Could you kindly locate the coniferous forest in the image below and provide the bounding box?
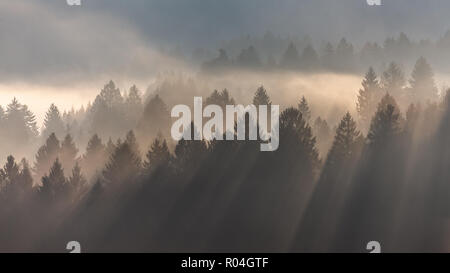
[3,0,450,253]
[1,57,450,252]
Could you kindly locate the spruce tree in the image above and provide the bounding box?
[42,104,65,139]
[82,134,106,178]
[409,56,438,103]
[125,85,143,125]
[105,137,116,159]
[280,42,301,68]
[60,134,79,174]
[279,107,320,175]
[300,45,320,70]
[321,42,335,69]
[0,156,20,190]
[382,62,405,97]
[34,133,61,180]
[205,89,235,108]
[293,112,363,252]
[357,67,381,126]
[103,141,141,185]
[324,112,363,171]
[125,130,141,161]
[143,136,172,174]
[4,98,38,145]
[19,158,33,191]
[88,80,126,139]
[173,123,208,173]
[237,46,261,68]
[68,162,87,193]
[40,158,67,200]
[252,86,271,106]
[298,96,312,122]
[367,95,403,146]
[137,94,170,140]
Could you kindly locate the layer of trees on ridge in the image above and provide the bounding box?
[199,31,450,73]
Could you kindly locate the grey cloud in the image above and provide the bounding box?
[2,0,450,85]
[0,0,184,86]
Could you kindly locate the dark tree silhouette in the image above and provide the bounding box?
[202,49,230,71]
[409,56,438,103]
[42,104,65,139]
[105,137,116,158]
[280,42,301,69]
[88,80,127,139]
[34,133,61,181]
[294,112,363,252]
[252,86,271,106]
[0,156,33,201]
[335,38,355,70]
[3,98,38,150]
[205,89,235,108]
[60,134,79,176]
[143,135,172,175]
[68,162,87,195]
[300,45,320,70]
[125,85,143,126]
[367,94,403,146]
[237,46,261,68]
[298,96,312,122]
[82,134,106,179]
[357,67,381,128]
[0,156,20,197]
[137,94,170,143]
[125,130,141,161]
[18,159,33,192]
[103,140,141,185]
[313,116,332,156]
[382,62,406,98]
[173,124,208,174]
[40,158,67,201]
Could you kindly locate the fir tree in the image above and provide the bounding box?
[40,158,67,200]
[125,130,141,161]
[34,133,61,181]
[300,45,320,70]
[298,96,312,122]
[252,86,271,106]
[280,42,300,69]
[237,46,261,68]
[382,62,405,97]
[68,162,87,193]
[60,134,79,175]
[42,103,65,139]
[4,98,38,145]
[357,67,381,126]
[325,112,363,171]
[205,89,235,108]
[0,156,20,192]
[137,94,170,140]
[82,134,106,179]
[103,141,141,185]
[143,136,172,174]
[125,85,143,125]
[409,56,438,103]
[367,96,402,146]
[19,158,33,191]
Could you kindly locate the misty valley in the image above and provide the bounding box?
[3,0,450,254]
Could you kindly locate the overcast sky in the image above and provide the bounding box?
[1,0,450,85]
